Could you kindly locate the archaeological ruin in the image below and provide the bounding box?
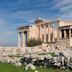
[17,18,72,49]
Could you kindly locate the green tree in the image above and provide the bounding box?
[26,38,42,47]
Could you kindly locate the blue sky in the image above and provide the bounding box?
[0,0,72,46]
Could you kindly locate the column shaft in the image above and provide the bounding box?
[48,24,50,42]
[44,25,46,42]
[52,23,54,42]
[60,30,62,39]
[22,32,24,48]
[52,31,55,42]
[18,32,20,48]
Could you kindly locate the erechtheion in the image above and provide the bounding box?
[17,18,72,49]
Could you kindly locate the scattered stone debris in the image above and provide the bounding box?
[0,46,72,70]
[25,63,36,70]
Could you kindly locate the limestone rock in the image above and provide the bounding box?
[25,63,36,70]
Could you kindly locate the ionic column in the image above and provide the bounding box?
[48,23,50,42]
[22,32,24,48]
[52,23,55,42]
[44,25,46,42]
[52,31,55,42]
[64,29,66,38]
[18,32,20,48]
[69,29,71,38]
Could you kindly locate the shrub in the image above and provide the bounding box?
[26,38,42,47]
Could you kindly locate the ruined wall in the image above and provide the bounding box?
[28,25,38,39]
[56,39,70,49]
[70,38,72,47]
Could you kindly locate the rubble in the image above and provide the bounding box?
[25,63,36,70]
[0,46,72,70]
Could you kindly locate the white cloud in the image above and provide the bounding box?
[53,0,72,8]
[52,0,72,21]
[59,5,72,13]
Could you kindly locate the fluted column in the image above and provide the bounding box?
[48,26,51,42]
[44,24,46,42]
[52,31,55,42]
[18,32,20,48]
[52,23,55,42]
[48,21,51,42]
[22,32,24,48]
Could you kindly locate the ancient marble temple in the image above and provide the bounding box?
[17,18,72,49]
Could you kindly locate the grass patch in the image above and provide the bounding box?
[0,62,71,72]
